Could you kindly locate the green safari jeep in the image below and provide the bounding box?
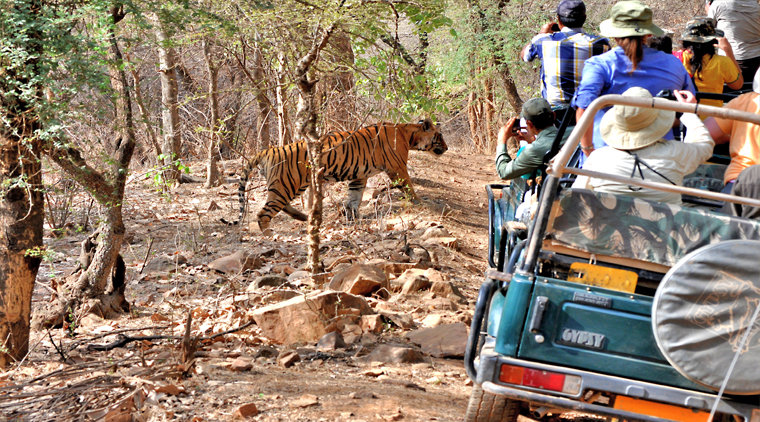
[465,94,760,422]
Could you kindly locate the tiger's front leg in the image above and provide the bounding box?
[344,179,368,220]
[385,168,419,203]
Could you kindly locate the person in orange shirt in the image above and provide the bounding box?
[705,68,760,193]
[679,17,743,109]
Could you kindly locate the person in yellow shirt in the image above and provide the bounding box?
[679,17,743,109]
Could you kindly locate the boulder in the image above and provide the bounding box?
[233,403,259,419]
[421,226,450,240]
[252,291,374,345]
[430,281,466,303]
[247,275,289,291]
[328,264,389,296]
[424,237,459,250]
[143,254,187,274]
[277,350,300,367]
[365,259,427,277]
[208,251,262,274]
[360,345,425,364]
[377,310,415,330]
[400,274,430,295]
[423,269,445,283]
[405,323,468,358]
[361,314,384,334]
[316,332,346,351]
[426,297,459,311]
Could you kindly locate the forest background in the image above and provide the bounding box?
[0,0,705,387]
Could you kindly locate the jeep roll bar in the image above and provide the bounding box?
[519,94,760,276]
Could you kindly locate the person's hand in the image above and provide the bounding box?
[500,117,523,159]
[540,21,556,34]
[673,90,696,104]
[717,37,732,53]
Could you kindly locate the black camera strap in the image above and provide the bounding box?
[626,151,677,191]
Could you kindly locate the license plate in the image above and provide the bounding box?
[567,263,638,293]
[614,396,709,422]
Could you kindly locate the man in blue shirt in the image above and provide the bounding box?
[522,0,611,123]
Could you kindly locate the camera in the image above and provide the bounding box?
[551,23,560,32]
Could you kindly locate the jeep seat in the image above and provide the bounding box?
[543,188,760,272]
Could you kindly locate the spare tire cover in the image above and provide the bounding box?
[653,240,760,394]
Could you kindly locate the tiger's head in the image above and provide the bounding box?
[412,118,448,156]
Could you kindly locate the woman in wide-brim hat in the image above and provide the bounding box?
[678,16,743,109]
[571,1,696,155]
[572,87,715,204]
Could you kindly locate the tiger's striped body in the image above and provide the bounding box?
[226,119,447,232]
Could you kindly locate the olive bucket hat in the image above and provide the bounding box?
[681,16,724,43]
[600,1,664,38]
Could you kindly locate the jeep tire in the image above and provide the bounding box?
[464,384,519,422]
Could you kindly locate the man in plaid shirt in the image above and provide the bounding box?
[522,0,610,124]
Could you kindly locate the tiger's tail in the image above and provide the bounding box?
[220,152,265,226]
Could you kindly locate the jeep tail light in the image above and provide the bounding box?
[499,364,581,395]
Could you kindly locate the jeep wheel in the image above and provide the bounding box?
[464,383,520,422]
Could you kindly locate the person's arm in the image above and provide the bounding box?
[495,118,532,179]
[673,90,715,173]
[522,23,555,62]
[717,37,744,89]
[576,108,595,156]
[705,117,730,144]
[572,58,606,155]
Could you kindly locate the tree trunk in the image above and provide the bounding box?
[34,6,134,330]
[467,0,523,114]
[126,55,162,163]
[202,38,221,188]
[155,17,182,184]
[467,91,483,152]
[0,0,45,368]
[484,76,495,151]
[319,31,355,132]
[252,44,273,151]
[294,25,335,274]
[276,50,293,146]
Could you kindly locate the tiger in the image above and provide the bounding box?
[222,118,447,232]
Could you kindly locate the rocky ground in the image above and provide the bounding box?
[2,150,567,421]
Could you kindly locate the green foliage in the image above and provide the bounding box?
[24,245,55,262]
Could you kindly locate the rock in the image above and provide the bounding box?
[252,291,374,345]
[349,391,376,399]
[362,368,384,377]
[366,259,426,277]
[344,334,360,344]
[316,332,346,351]
[272,264,296,275]
[248,275,289,291]
[430,281,466,302]
[426,297,459,311]
[277,351,300,368]
[409,246,431,263]
[421,226,450,240]
[288,270,312,283]
[208,251,262,274]
[264,290,300,303]
[361,345,424,364]
[400,273,430,295]
[421,292,436,301]
[230,358,253,372]
[233,403,259,419]
[421,314,444,328]
[290,394,318,408]
[424,237,459,250]
[405,323,468,358]
[342,323,363,336]
[143,254,187,273]
[254,345,279,358]
[360,332,377,346]
[378,310,415,329]
[423,269,445,283]
[328,264,389,296]
[360,314,384,334]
